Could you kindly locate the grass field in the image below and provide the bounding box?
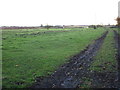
[2,28,106,88]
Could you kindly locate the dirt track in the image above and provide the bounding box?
[85,30,119,88]
[30,31,108,88]
[87,30,120,88]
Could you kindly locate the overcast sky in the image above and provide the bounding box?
[0,0,119,26]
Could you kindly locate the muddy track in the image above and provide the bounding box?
[114,30,120,88]
[88,30,118,88]
[29,31,108,88]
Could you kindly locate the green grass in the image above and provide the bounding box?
[79,77,92,88]
[90,30,117,72]
[2,28,106,88]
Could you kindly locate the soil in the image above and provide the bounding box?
[29,31,108,88]
[90,71,118,88]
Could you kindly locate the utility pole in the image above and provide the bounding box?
[118,1,120,26]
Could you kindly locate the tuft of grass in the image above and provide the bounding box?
[2,28,106,88]
[90,30,117,72]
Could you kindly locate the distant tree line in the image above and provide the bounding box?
[89,25,103,29]
[44,25,53,30]
[43,25,64,30]
[1,25,64,30]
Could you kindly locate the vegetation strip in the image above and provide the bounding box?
[30,31,108,88]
